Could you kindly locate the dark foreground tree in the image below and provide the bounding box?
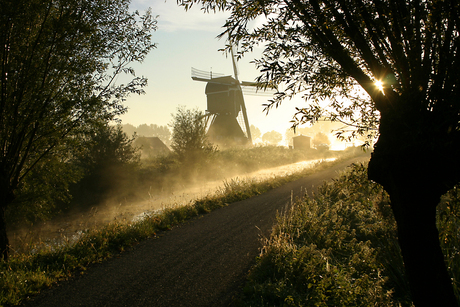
[179,0,460,306]
[0,0,157,260]
[71,122,140,207]
[6,146,83,226]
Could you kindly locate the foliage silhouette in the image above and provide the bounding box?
[0,0,157,260]
[169,106,216,165]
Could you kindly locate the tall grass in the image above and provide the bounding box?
[0,158,347,306]
[241,163,459,306]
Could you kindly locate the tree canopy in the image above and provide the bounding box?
[0,0,157,260]
[181,0,459,146]
[312,132,331,147]
[262,130,283,145]
[250,124,262,141]
[169,106,215,162]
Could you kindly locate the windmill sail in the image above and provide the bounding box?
[191,67,226,83]
[230,43,240,82]
[229,43,252,144]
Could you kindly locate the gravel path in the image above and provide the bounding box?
[21,156,369,307]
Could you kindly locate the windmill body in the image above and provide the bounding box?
[192,68,253,148]
[205,75,249,146]
[205,76,241,116]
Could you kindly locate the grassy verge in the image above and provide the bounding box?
[240,163,460,306]
[60,145,355,224]
[0,156,356,306]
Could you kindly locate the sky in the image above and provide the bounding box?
[118,0,302,137]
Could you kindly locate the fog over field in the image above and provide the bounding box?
[8,158,335,253]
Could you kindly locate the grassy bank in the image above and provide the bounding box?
[0,155,355,306]
[62,145,352,222]
[135,145,347,196]
[240,163,460,306]
[7,146,357,256]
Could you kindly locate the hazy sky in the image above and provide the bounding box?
[118,0,302,135]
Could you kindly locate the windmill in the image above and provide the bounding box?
[191,46,272,148]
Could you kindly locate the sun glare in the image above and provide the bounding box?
[374,80,384,93]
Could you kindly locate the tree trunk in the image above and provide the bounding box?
[388,188,457,307]
[0,172,14,262]
[0,206,8,261]
[367,91,460,306]
[368,115,459,305]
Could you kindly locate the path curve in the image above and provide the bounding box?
[21,155,369,307]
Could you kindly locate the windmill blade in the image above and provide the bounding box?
[229,44,239,82]
[241,84,278,96]
[191,67,227,83]
[241,87,275,96]
[240,80,258,87]
[234,87,252,144]
[241,80,278,90]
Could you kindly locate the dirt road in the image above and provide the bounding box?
[21,155,369,307]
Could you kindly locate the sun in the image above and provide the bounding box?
[374,80,384,93]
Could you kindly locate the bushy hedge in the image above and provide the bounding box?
[242,163,459,306]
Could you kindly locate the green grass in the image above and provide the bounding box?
[240,163,460,306]
[1,156,353,306]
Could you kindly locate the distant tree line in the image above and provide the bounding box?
[252,122,337,148]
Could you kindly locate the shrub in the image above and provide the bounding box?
[169,106,215,163]
[70,123,140,208]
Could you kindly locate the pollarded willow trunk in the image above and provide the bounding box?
[0,206,8,261]
[389,187,457,306]
[0,172,15,261]
[368,104,459,306]
[369,152,458,306]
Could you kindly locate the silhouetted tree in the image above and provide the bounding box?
[6,147,83,226]
[72,123,140,206]
[312,132,331,148]
[0,0,157,260]
[262,130,283,145]
[169,106,215,163]
[121,123,137,138]
[179,0,460,305]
